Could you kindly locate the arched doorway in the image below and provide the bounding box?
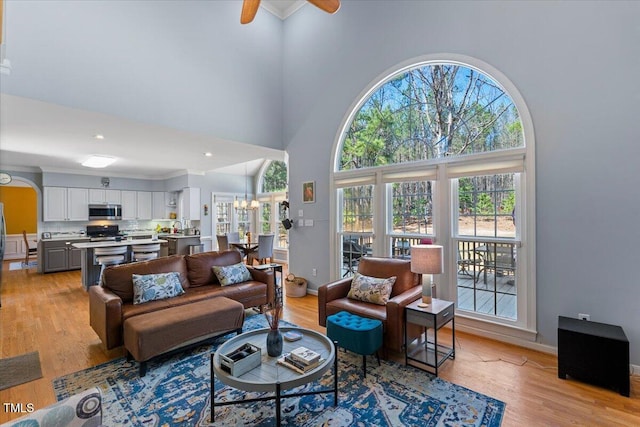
[0,175,41,267]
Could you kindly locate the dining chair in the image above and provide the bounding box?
[22,230,38,266]
[226,232,240,243]
[225,231,246,260]
[216,234,230,251]
[247,234,275,265]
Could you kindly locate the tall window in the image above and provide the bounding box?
[455,174,518,319]
[236,208,251,238]
[257,160,289,250]
[212,194,253,249]
[333,58,535,337]
[387,179,434,259]
[215,201,232,236]
[337,184,374,277]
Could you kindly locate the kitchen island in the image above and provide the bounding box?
[72,238,167,289]
[159,234,202,256]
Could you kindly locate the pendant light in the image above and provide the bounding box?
[235,163,258,210]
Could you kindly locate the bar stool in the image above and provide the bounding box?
[131,243,161,262]
[95,246,128,285]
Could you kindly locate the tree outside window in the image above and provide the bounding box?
[334,60,530,329]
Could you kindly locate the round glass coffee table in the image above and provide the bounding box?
[211,327,337,426]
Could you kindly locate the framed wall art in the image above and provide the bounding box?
[302,181,315,203]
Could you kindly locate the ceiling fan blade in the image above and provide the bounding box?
[241,0,261,24]
[307,0,341,14]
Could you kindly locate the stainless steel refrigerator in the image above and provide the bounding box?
[0,202,5,307]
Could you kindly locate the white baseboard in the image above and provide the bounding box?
[455,323,557,355]
[304,293,640,375]
[453,320,640,378]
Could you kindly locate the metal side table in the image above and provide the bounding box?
[405,298,455,376]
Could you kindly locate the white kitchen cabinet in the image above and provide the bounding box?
[121,190,152,220]
[44,187,89,221]
[137,192,152,220]
[152,192,166,219]
[121,191,137,219]
[181,187,201,220]
[89,189,121,204]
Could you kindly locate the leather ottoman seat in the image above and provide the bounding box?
[326,310,382,377]
[123,296,244,376]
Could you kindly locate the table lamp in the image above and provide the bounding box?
[410,244,443,307]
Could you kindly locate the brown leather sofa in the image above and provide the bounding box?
[89,250,275,350]
[318,257,421,355]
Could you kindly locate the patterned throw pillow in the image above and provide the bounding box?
[212,262,252,286]
[347,272,396,305]
[132,272,185,305]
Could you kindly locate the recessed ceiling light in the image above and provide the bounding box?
[82,155,116,168]
[204,152,213,157]
[94,134,105,140]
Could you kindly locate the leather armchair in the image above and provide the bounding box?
[318,257,422,355]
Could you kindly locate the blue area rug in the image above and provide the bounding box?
[54,315,505,426]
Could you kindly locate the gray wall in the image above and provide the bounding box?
[283,1,640,362]
[3,1,639,363]
[2,0,284,149]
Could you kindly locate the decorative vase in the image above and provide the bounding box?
[266,328,283,357]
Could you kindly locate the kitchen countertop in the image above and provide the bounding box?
[72,238,167,249]
[44,235,90,241]
[158,233,201,239]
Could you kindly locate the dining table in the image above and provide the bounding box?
[470,243,516,284]
[230,242,259,260]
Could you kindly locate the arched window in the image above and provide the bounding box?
[257,160,289,252]
[340,64,522,170]
[333,57,536,338]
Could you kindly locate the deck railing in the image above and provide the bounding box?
[456,239,517,319]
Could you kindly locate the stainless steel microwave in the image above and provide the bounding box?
[88,204,122,220]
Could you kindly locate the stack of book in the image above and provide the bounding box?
[277,346,322,374]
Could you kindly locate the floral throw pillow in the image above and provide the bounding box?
[212,262,252,286]
[347,272,396,305]
[132,272,185,305]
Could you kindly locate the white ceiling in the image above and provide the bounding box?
[0,94,284,179]
[0,0,306,180]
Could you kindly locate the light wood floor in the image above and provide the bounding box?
[1,262,638,425]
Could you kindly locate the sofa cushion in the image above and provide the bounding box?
[185,250,243,287]
[212,262,252,286]
[347,272,396,305]
[132,272,185,304]
[357,257,419,297]
[102,255,188,302]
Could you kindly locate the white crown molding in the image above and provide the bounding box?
[37,166,190,181]
[261,0,306,20]
[0,164,41,173]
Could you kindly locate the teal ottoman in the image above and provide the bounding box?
[326,311,382,377]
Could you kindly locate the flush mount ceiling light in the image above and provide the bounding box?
[204,152,213,157]
[93,134,105,140]
[82,155,116,168]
